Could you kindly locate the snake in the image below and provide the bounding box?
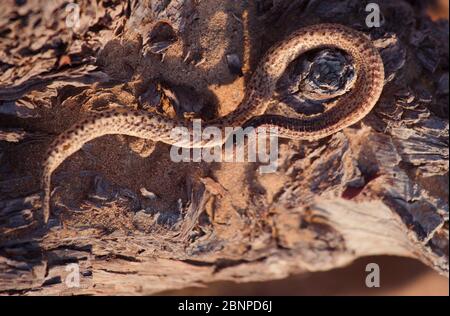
[41,23,385,223]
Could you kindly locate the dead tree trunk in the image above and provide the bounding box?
[0,0,448,295]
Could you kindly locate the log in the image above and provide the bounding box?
[0,0,448,295]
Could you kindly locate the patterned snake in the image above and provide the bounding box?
[41,23,385,223]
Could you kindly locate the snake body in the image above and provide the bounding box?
[41,24,384,223]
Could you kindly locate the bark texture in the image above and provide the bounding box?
[0,0,448,295]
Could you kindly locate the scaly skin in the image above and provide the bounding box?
[42,24,385,223]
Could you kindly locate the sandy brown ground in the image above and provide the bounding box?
[164,256,449,296]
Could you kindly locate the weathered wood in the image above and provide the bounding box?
[0,0,448,295]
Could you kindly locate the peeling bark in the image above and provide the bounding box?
[0,0,448,295]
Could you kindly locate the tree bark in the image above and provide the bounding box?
[0,0,448,295]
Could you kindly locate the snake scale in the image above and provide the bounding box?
[41,24,385,223]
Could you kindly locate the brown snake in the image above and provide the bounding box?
[41,24,385,223]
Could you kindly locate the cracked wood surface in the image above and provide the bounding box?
[0,0,448,295]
